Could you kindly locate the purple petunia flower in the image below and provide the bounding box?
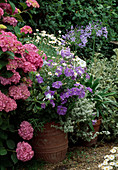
[57,106,67,115]
[50,99,55,108]
[61,47,71,58]
[61,99,67,105]
[78,88,85,98]
[52,81,63,89]
[45,90,55,96]
[64,67,74,77]
[36,74,44,84]
[92,119,97,125]
[41,103,46,109]
[86,87,93,93]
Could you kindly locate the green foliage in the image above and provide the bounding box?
[12,0,118,42]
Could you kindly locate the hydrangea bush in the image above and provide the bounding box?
[0,0,41,168]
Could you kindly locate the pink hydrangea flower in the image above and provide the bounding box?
[0,7,4,19]
[0,90,17,112]
[20,26,32,34]
[18,121,34,140]
[23,43,39,53]
[16,141,34,162]
[9,83,30,100]
[0,3,18,15]
[0,70,21,86]
[26,0,40,8]
[3,16,18,27]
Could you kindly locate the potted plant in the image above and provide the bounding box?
[21,48,92,163]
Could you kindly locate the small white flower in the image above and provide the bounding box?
[98,163,103,168]
[36,29,39,32]
[110,148,116,153]
[41,30,46,34]
[36,36,41,40]
[104,155,110,159]
[62,63,67,67]
[45,94,52,100]
[115,161,118,167]
[109,155,115,160]
[33,33,37,35]
[48,72,52,75]
[55,73,59,76]
[58,30,61,34]
[109,162,115,166]
[74,72,77,77]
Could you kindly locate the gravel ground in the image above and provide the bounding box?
[44,142,117,170]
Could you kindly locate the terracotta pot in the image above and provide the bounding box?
[83,119,101,147]
[31,122,68,163]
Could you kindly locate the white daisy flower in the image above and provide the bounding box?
[109,155,115,160]
[109,162,115,166]
[98,163,103,168]
[115,161,118,167]
[48,72,52,75]
[103,159,108,165]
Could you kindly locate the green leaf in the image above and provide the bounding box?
[0,131,8,140]
[1,70,14,78]
[13,13,23,22]
[19,2,28,10]
[0,60,8,70]
[88,121,95,131]
[0,50,3,55]
[5,51,15,57]
[9,1,16,14]
[11,153,18,164]
[0,147,7,155]
[6,140,15,149]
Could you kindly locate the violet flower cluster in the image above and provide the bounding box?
[34,48,92,116]
[61,22,108,48]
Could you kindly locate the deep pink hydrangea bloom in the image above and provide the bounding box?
[0,3,18,15]
[26,0,40,8]
[16,141,34,162]
[18,121,34,140]
[3,16,18,27]
[0,90,17,112]
[9,83,30,100]
[20,25,32,34]
[0,7,4,19]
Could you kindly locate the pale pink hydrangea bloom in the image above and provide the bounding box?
[0,7,4,19]
[26,0,40,8]
[0,90,17,112]
[3,16,18,27]
[20,25,32,34]
[9,83,30,100]
[16,141,34,162]
[18,121,34,140]
[0,70,21,86]
[23,43,39,53]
